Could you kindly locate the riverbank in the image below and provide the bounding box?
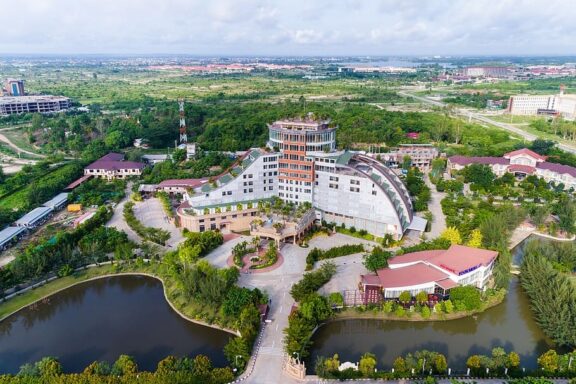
[0,263,239,336]
[331,289,506,322]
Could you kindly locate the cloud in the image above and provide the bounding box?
[0,0,574,55]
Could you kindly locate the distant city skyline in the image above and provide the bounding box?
[1,0,575,56]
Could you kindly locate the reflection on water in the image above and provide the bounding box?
[309,237,559,372]
[0,276,231,374]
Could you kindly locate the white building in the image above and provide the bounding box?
[508,88,576,120]
[178,117,417,240]
[448,148,576,190]
[84,153,145,180]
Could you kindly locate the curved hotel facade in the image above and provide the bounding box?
[178,117,415,240]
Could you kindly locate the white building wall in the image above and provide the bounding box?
[186,153,279,207]
[313,168,403,238]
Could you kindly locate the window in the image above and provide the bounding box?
[199,225,205,232]
[350,179,360,185]
[372,190,377,195]
[350,187,360,193]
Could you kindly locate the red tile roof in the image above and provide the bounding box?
[85,153,145,171]
[538,161,576,178]
[158,178,208,188]
[85,160,145,170]
[65,174,92,190]
[508,164,536,174]
[504,148,546,161]
[428,244,498,275]
[436,278,459,290]
[448,156,509,166]
[388,250,445,266]
[375,263,449,289]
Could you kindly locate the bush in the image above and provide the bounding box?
[450,286,481,311]
[291,262,337,302]
[305,244,364,270]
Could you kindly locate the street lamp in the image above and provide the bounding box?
[422,358,426,375]
[233,355,242,373]
[293,352,300,362]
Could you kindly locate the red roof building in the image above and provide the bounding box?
[361,245,498,299]
[447,148,576,190]
[84,153,145,180]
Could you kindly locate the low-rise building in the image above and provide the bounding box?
[84,153,145,180]
[360,245,498,299]
[42,193,69,210]
[380,144,439,171]
[14,207,53,228]
[157,178,208,195]
[0,226,26,251]
[448,148,576,190]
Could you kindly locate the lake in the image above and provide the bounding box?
[0,275,231,374]
[309,236,559,372]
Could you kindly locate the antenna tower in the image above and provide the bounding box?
[179,98,187,144]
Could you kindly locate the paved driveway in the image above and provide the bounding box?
[133,197,184,248]
[206,233,375,383]
[424,173,446,239]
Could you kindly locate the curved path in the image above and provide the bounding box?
[0,131,45,158]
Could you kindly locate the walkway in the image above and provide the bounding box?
[106,182,141,244]
[424,173,446,239]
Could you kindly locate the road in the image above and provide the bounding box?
[398,91,576,155]
[423,173,446,239]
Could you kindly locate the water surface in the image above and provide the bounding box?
[0,275,231,373]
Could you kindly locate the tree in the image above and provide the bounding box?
[393,356,407,374]
[463,164,496,190]
[399,291,411,304]
[172,148,187,163]
[467,355,482,370]
[300,293,333,322]
[224,337,249,370]
[111,355,138,376]
[508,351,521,369]
[443,299,454,314]
[530,205,550,227]
[538,350,559,374]
[402,155,412,170]
[466,229,483,248]
[324,354,340,372]
[36,357,62,377]
[362,247,391,272]
[156,355,178,375]
[556,196,576,234]
[440,226,462,245]
[434,354,447,373]
[450,286,481,311]
[358,352,377,377]
[416,291,428,305]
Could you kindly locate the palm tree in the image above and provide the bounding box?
[251,236,261,253]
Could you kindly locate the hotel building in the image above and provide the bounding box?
[177,117,419,240]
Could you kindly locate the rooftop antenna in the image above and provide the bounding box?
[178,98,187,144]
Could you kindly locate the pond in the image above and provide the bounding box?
[309,236,560,372]
[0,275,231,374]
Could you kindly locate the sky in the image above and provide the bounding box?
[1,0,575,56]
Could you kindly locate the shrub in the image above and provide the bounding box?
[450,286,481,311]
[291,262,337,302]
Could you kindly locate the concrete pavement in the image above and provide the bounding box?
[423,173,446,240]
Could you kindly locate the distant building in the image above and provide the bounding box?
[508,87,576,120]
[462,66,510,78]
[448,148,576,190]
[4,79,25,96]
[0,95,71,116]
[380,144,439,171]
[360,244,498,299]
[142,154,171,165]
[84,153,145,180]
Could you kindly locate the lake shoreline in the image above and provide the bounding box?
[0,264,239,336]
